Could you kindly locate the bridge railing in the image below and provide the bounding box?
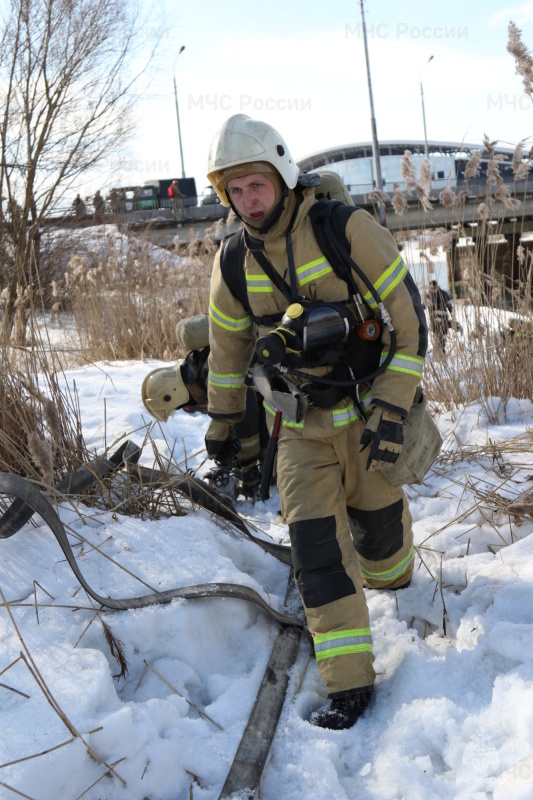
[41,174,533,229]
[42,196,228,227]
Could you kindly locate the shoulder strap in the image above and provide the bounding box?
[220,230,251,315]
[219,229,285,326]
[244,230,294,303]
[308,200,390,314]
[307,200,360,296]
[307,199,399,378]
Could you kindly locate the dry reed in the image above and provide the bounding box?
[62,228,218,363]
[508,21,533,100]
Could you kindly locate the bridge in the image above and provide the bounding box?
[42,138,533,285]
[46,185,533,239]
[43,188,533,292]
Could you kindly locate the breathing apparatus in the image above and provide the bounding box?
[280,200,399,394]
[255,299,381,367]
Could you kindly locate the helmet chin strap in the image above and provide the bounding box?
[226,185,289,234]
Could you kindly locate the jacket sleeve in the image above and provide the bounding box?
[207,248,256,422]
[345,209,428,418]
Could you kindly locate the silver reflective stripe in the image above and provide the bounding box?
[239,436,260,453]
[314,633,372,653]
[380,351,424,377]
[333,404,361,427]
[361,546,414,581]
[363,254,406,308]
[297,257,332,286]
[208,372,246,390]
[209,299,251,332]
[332,392,372,428]
[246,274,274,293]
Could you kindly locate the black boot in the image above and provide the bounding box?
[378,579,411,591]
[311,686,373,730]
[239,462,262,499]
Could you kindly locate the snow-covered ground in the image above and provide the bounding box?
[2,358,533,800]
[2,233,533,799]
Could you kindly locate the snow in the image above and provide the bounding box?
[2,263,533,799]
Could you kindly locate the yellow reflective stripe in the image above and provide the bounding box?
[209,298,252,332]
[380,351,424,378]
[332,389,372,427]
[333,404,360,427]
[363,254,406,309]
[332,399,368,427]
[314,628,373,662]
[315,644,373,661]
[297,257,333,286]
[208,371,246,390]
[265,393,373,429]
[360,546,414,582]
[314,627,372,645]
[246,274,273,294]
[264,401,304,429]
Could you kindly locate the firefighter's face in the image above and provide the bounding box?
[226,173,276,222]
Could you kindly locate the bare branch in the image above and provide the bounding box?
[0,0,159,342]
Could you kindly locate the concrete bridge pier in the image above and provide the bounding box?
[447,231,530,298]
[503,233,525,285]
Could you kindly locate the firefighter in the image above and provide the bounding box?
[72,193,86,219]
[141,312,266,499]
[93,190,106,224]
[168,179,185,220]
[204,114,427,729]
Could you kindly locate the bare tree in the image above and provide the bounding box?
[0,0,156,343]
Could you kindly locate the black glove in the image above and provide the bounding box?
[205,419,241,465]
[359,407,404,472]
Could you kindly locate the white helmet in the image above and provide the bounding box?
[141,365,190,422]
[207,114,299,206]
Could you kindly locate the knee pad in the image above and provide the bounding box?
[348,499,404,561]
[290,516,356,608]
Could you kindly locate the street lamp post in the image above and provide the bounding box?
[420,55,434,159]
[173,45,186,179]
[359,0,386,227]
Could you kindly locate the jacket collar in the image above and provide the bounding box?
[242,186,316,243]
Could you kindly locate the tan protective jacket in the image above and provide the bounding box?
[207,187,426,431]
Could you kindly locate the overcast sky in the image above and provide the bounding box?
[99,0,533,196]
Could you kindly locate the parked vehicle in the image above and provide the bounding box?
[106,185,158,212]
[105,177,199,218]
[201,186,221,205]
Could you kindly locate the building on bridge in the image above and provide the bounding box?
[297,139,523,206]
[298,140,533,294]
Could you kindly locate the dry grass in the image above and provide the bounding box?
[508,20,533,100]
[0,320,203,521]
[391,133,533,413]
[0,338,86,485]
[60,227,220,363]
